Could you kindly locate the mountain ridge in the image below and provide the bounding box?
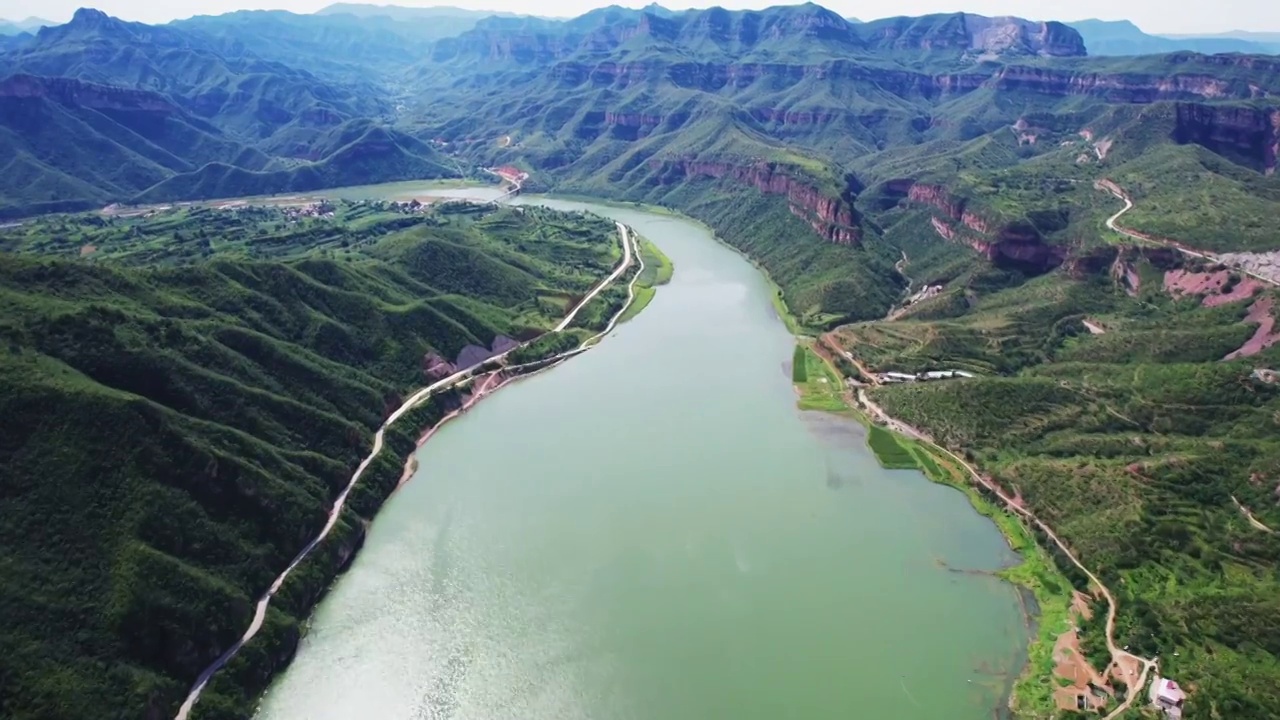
[4,4,1280,720]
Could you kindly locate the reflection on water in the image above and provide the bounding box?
[254,192,1029,720]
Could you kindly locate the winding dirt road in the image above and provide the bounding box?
[1232,495,1276,534]
[483,167,524,204]
[175,221,635,720]
[1099,180,1277,288]
[856,390,1157,718]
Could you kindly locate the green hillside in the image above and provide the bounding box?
[0,201,619,720]
[4,3,1280,718]
[834,237,1280,717]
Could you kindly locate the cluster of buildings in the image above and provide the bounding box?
[876,369,976,384]
[280,201,336,220]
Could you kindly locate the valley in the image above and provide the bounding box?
[2,3,1280,720]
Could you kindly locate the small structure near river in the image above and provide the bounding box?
[876,369,976,384]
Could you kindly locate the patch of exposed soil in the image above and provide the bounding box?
[79,244,96,257]
[1052,593,1111,712]
[1219,250,1280,285]
[1225,296,1280,360]
[1108,653,1144,689]
[1163,268,1264,307]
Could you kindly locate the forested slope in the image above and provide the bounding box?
[0,201,618,720]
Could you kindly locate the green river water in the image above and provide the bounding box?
[255,192,1030,720]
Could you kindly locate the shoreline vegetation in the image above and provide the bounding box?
[529,193,805,334]
[177,217,657,717]
[531,195,1083,711]
[789,341,1074,717]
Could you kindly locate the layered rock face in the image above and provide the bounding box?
[1173,103,1280,175]
[439,6,1089,67]
[0,73,179,112]
[860,14,1085,57]
[650,159,860,244]
[548,57,1272,107]
[906,182,1067,271]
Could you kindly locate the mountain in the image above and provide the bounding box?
[5,8,1280,717]
[1165,29,1280,43]
[0,8,455,216]
[6,9,388,136]
[171,9,463,81]
[0,201,621,720]
[316,3,529,21]
[1070,18,1280,55]
[0,73,271,216]
[403,3,1279,323]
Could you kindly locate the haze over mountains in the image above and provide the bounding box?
[0,2,1277,220]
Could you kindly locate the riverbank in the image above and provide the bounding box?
[530,193,807,335]
[176,220,650,720]
[790,342,1073,718]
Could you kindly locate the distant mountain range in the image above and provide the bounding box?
[1069,18,1280,55]
[0,3,1277,222]
[0,16,53,35]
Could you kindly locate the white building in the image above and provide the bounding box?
[1149,676,1186,719]
[881,372,917,383]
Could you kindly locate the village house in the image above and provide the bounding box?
[876,369,976,384]
[880,371,917,383]
[1149,676,1186,719]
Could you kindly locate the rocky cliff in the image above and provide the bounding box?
[544,56,1277,109]
[907,182,1067,271]
[650,159,860,244]
[992,65,1271,102]
[859,13,1085,57]
[435,5,1088,67]
[1173,103,1280,175]
[0,73,180,113]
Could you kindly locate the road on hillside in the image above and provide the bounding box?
[856,389,1158,718]
[175,220,636,720]
[1099,180,1277,288]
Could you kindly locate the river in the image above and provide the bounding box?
[255,190,1029,720]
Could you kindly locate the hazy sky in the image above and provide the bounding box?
[2,0,1277,35]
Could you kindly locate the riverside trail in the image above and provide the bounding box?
[856,390,1158,719]
[174,221,634,720]
[253,193,1029,720]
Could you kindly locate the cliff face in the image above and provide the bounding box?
[1061,246,1181,291]
[858,13,1085,57]
[907,182,1066,271]
[651,159,860,244]
[440,6,1091,70]
[994,66,1256,102]
[1173,103,1280,175]
[546,57,1273,107]
[0,73,179,112]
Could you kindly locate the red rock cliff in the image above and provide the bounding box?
[905,181,1066,271]
[651,159,860,244]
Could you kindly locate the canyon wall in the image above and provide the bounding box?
[650,159,861,244]
[1173,102,1280,175]
[906,181,1067,271]
[0,73,179,112]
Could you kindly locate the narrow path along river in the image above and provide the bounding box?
[255,193,1031,720]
